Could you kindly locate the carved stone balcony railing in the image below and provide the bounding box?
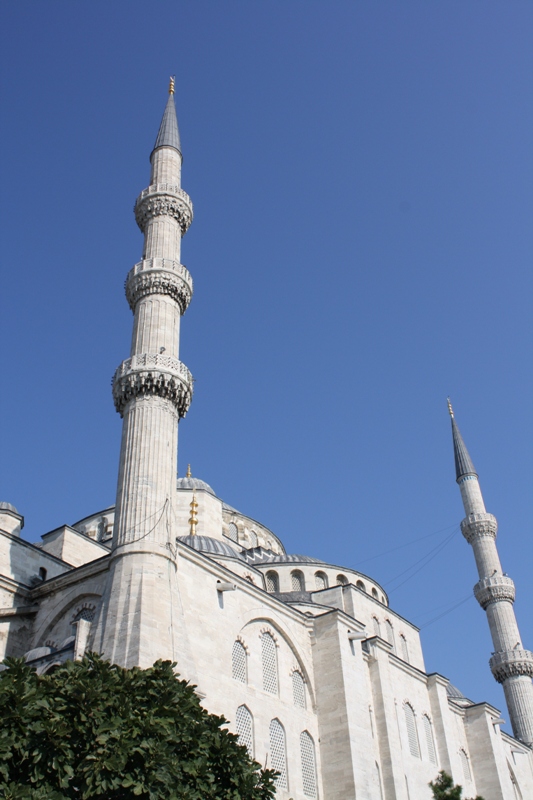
[474,575,515,609]
[461,512,498,544]
[125,259,193,314]
[112,353,193,418]
[134,184,193,235]
[489,648,533,683]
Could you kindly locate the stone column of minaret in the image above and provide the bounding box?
[448,399,533,745]
[91,79,194,667]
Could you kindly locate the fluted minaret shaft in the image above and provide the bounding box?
[449,402,533,745]
[91,82,193,667]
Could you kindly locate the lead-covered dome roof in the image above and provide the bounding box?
[242,548,321,565]
[178,535,242,559]
[176,477,216,496]
[0,502,19,514]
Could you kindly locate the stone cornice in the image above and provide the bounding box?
[28,554,110,598]
[134,184,193,235]
[112,353,193,418]
[125,259,193,315]
[461,512,497,543]
[490,649,533,683]
[474,575,515,609]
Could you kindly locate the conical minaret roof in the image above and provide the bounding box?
[448,399,477,481]
[152,78,181,157]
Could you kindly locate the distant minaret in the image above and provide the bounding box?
[91,79,194,667]
[448,400,533,745]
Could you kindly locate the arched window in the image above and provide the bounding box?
[227,522,238,542]
[38,567,47,581]
[292,670,306,708]
[423,715,437,764]
[269,719,288,789]
[245,575,254,583]
[249,530,258,548]
[356,579,366,592]
[265,571,279,593]
[403,703,420,758]
[372,587,378,598]
[261,632,278,694]
[372,616,381,637]
[385,619,395,653]
[300,731,317,797]
[232,640,247,683]
[336,574,348,585]
[236,705,253,757]
[315,571,328,590]
[291,570,305,592]
[459,749,471,782]
[400,634,409,663]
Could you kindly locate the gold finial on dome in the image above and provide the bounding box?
[169,76,175,95]
[447,397,454,418]
[186,463,192,478]
[189,492,198,536]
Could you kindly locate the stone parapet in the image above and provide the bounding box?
[134,183,193,235]
[489,648,533,683]
[461,512,497,544]
[112,353,193,418]
[125,259,193,314]
[474,575,515,609]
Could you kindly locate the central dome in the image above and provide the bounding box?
[176,476,216,496]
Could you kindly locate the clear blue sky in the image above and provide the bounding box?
[1,1,532,730]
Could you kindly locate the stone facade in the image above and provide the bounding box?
[1,88,532,799]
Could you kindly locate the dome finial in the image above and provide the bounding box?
[447,397,454,418]
[168,75,175,95]
[186,463,192,478]
[189,492,198,536]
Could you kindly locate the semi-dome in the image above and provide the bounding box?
[242,548,321,565]
[0,502,19,514]
[176,477,216,496]
[178,535,242,559]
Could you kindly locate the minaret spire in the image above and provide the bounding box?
[91,81,194,667]
[448,401,533,745]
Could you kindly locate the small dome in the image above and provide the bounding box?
[178,535,242,559]
[176,477,216,496]
[446,682,466,699]
[0,502,19,514]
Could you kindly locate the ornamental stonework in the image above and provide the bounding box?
[474,575,515,609]
[126,267,193,314]
[461,512,497,544]
[134,184,193,235]
[489,648,533,683]
[112,353,193,418]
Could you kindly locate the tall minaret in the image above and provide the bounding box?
[448,400,533,745]
[91,79,194,667]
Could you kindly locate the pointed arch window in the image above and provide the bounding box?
[269,719,288,789]
[292,670,306,708]
[249,530,258,547]
[400,634,409,663]
[385,619,396,653]
[375,762,384,800]
[459,748,471,782]
[300,731,317,797]
[403,703,420,758]
[227,522,238,542]
[261,632,278,694]
[372,616,381,637]
[291,570,305,592]
[356,579,366,592]
[336,574,348,585]
[423,715,437,764]
[265,571,279,593]
[232,640,247,683]
[372,587,378,598]
[315,571,328,590]
[236,705,254,758]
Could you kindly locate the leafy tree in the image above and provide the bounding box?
[0,653,276,800]
[429,770,484,800]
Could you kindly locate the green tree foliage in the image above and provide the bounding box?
[429,770,484,800]
[0,653,276,800]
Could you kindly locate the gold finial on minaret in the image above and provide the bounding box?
[186,463,192,478]
[189,492,198,536]
[447,397,454,418]
[169,76,175,95]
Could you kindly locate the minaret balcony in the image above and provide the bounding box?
[125,259,193,314]
[134,183,193,235]
[461,512,497,543]
[489,648,533,683]
[474,575,515,609]
[112,353,193,418]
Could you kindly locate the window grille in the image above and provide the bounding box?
[269,719,288,789]
[265,571,279,593]
[232,640,247,683]
[236,705,253,758]
[423,715,437,764]
[300,731,317,797]
[262,633,278,694]
[459,749,471,782]
[315,571,328,590]
[291,570,304,592]
[373,616,381,637]
[385,619,395,653]
[72,607,96,624]
[292,671,306,708]
[249,530,258,547]
[400,634,409,663]
[227,522,238,542]
[403,703,420,758]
